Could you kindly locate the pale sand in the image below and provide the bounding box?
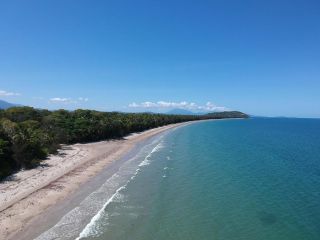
[0,121,193,240]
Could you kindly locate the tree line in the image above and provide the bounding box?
[0,107,248,179]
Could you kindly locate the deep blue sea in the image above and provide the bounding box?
[37,118,320,240]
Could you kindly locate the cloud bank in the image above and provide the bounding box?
[0,90,20,96]
[49,97,89,104]
[128,101,228,112]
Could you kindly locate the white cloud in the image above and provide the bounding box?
[78,97,89,102]
[0,90,20,96]
[128,101,228,112]
[50,97,72,103]
[50,97,89,104]
[128,102,139,108]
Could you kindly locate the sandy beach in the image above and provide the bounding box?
[0,121,191,240]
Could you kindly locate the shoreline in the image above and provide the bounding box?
[0,121,196,240]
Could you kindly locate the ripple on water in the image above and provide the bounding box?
[257,211,277,226]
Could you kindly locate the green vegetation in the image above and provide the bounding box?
[0,107,248,179]
[203,111,249,119]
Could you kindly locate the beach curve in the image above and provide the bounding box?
[0,121,194,240]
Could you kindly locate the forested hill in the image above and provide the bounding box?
[0,107,248,179]
[203,111,249,119]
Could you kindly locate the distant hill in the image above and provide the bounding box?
[0,99,20,109]
[166,109,197,115]
[203,111,249,119]
[165,109,249,118]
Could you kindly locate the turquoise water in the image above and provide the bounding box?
[81,118,320,240]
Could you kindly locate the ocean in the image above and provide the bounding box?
[37,118,320,240]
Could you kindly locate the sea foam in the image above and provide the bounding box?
[76,141,165,239]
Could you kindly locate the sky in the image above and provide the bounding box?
[0,0,319,117]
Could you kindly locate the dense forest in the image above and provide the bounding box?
[203,111,249,119]
[0,107,248,179]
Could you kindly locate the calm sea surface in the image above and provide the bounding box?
[76,118,320,240]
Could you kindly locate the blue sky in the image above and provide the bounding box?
[0,0,319,117]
